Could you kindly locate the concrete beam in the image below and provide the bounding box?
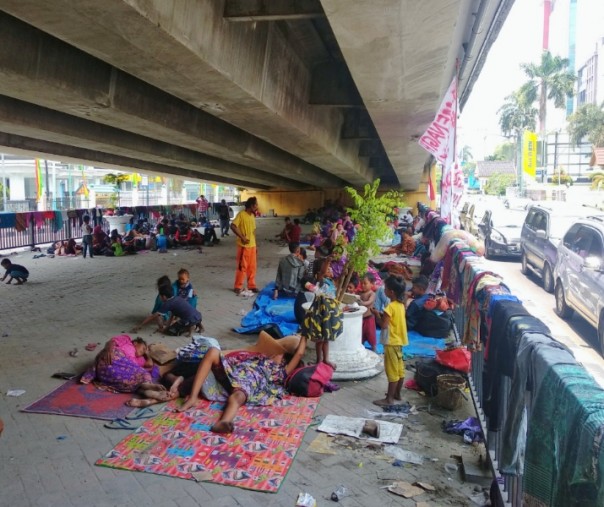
[0,2,376,187]
[309,61,363,107]
[0,95,305,189]
[340,109,378,140]
[0,11,345,189]
[0,132,270,189]
[358,140,382,158]
[224,0,324,21]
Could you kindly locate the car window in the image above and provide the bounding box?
[550,216,586,241]
[562,224,581,249]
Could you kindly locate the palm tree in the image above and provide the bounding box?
[498,90,537,138]
[589,172,604,190]
[519,50,576,134]
[567,102,604,148]
[460,145,473,163]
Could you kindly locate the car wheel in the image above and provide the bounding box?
[521,252,529,275]
[554,281,573,319]
[599,313,604,356]
[543,263,554,293]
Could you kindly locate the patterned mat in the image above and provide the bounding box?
[96,396,318,492]
[21,378,134,421]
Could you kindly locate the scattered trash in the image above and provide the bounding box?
[444,462,459,474]
[362,420,380,438]
[85,343,99,351]
[295,492,317,507]
[387,481,425,498]
[56,435,67,440]
[238,309,247,316]
[307,433,337,455]
[1,333,8,337]
[384,445,424,465]
[365,409,409,420]
[414,481,435,492]
[7,389,26,397]
[330,485,349,502]
[68,348,79,357]
[442,417,484,443]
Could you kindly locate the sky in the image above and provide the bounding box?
[459,0,604,160]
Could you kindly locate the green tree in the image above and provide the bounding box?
[460,145,473,163]
[498,90,537,138]
[567,103,604,148]
[484,173,516,196]
[487,142,516,162]
[103,173,130,208]
[519,50,576,133]
[589,172,604,190]
[335,179,402,301]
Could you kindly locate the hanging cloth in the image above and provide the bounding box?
[15,213,29,232]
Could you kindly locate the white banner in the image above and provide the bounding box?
[418,77,458,164]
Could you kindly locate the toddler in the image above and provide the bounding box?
[1,259,29,285]
[358,273,377,352]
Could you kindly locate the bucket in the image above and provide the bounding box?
[435,374,467,410]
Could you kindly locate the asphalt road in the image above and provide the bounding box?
[483,255,604,387]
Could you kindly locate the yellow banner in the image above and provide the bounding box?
[523,131,537,178]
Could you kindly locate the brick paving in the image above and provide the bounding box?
[0,218,484,507]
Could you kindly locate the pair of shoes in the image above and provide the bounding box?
[104,418,136,430]
[234,288,242,295]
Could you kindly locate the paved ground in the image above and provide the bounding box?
[0,218,486,507]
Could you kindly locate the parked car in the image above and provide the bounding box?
[553,216,604,353]
[476,208,526,259]
[520,203,601,293]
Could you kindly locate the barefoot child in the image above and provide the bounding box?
[1,259,29,285]
[301,257,341,370]
[177,335,307,433]
[370,275,408,406]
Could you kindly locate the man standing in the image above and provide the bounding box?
[218,199,230,237]
[196,194,209,223]
[230,197,259,294]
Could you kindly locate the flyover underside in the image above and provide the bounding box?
[0,0,513,191]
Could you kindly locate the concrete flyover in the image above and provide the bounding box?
[0,0,514,193]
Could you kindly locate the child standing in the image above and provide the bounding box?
[301,257,341,369]
[358,273,377,352]
[173,268,199,311]
[81,215,94,258]
[1,259,29,285]
[370,275,408,406]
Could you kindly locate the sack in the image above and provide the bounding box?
[414,359,459,397]
[415,309,453,338]
[285,362,334,397]
[435,347,471,373]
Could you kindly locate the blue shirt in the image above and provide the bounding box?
[158,297,201,324]
[406,294,430,330]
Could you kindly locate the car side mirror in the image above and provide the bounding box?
[536,230,547,239]
[583,256,603,271]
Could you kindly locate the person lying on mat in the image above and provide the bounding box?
[80,334,176,407]
[175,333,307,433]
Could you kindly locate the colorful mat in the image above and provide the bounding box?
[96,396,319,492]
[21,379,134,421]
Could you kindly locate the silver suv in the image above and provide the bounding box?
[553,216,604,352]
[520,203,597,293]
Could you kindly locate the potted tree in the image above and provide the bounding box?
[335,179,403,301]
[324,179,403,380]
[102,173,133,233]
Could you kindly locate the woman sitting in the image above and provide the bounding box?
[81,335,175,407]
[175,334,307,433]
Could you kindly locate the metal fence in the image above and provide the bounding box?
[0,205,203,251]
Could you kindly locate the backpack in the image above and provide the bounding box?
[285,362,334,397]
[415,309,453,338]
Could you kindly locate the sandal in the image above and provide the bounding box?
[104,418,135,430]
[125,407,157,421]
[85,343,99,351]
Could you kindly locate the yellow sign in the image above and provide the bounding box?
[523,131,537,178]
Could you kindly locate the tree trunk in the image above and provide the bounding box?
[539,81,547,134]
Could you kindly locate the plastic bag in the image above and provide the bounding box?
[435,347,471,373]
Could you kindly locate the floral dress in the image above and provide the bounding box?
[214,351,287,406]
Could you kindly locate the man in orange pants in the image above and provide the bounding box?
[230,197,259,294]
